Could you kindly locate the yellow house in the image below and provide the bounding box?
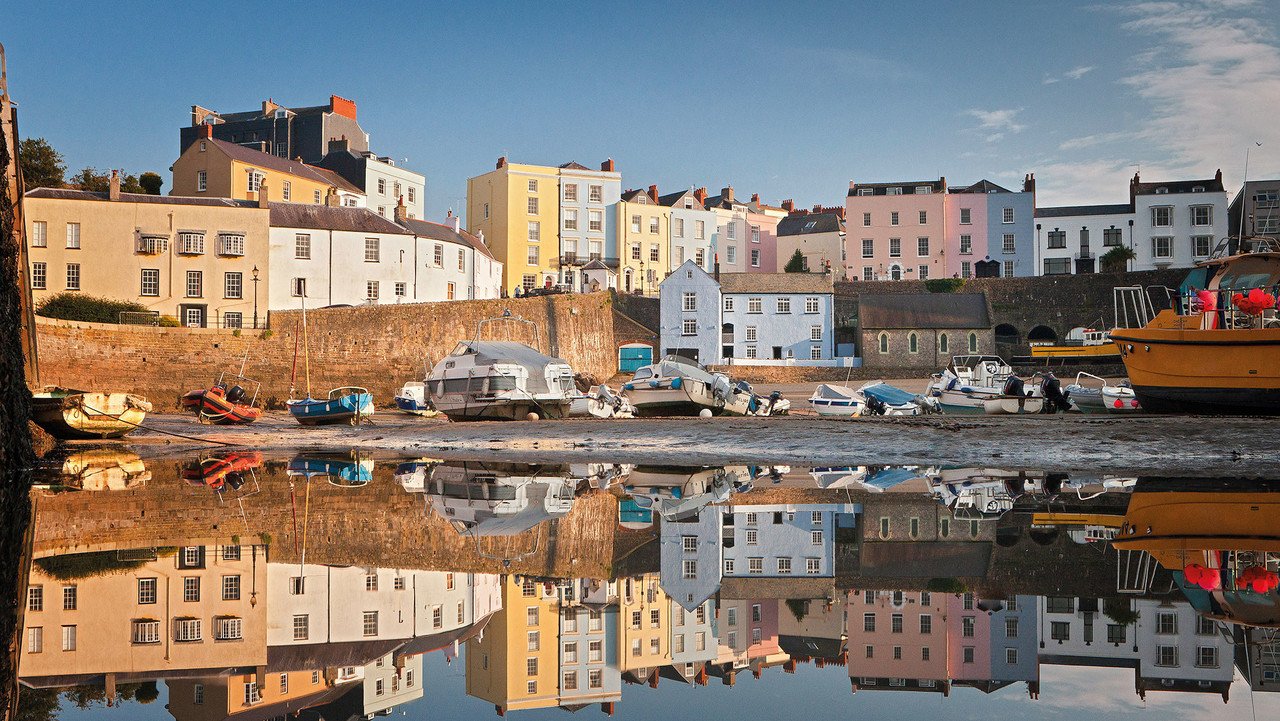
[171,128,364,208]
[617,573,672,673]
[465,575,561,714]
[166,670,339,721]
[24,179,271,328]
[617,187,670,296]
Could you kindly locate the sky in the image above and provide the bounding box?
[5,0,1280,221]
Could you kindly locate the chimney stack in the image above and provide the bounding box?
[447,209,462,233]
[781,199,794,212]
[694,187,707,206]
[1023,172,1036,194]
[108,170,121,201]
[394,195,408,224]
[325,187,340,207]
[496,156,507,169]
[648,184,659,203]
[813,204,823,213]
[327,137,351,154]
[751,192,760,204]
[257,182,270,209]
[722,186,734,203]
[601,158,616,172]
[198,123,213,139]
[1215,168,1223,184]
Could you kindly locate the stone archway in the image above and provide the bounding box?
[1027,325,1058,343]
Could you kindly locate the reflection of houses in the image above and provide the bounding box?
[1233,625,1280,693]
[558,580,621,711]
[167,670,351,721]
[20,544,267,688]
[410,462,577,536]
[846,589,951,696]
[295,652,424,720]
[947,595,1039,694]
[854,492,993,582]
[779,596,846,669]
[619,573,672,676]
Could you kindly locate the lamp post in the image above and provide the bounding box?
[251,265,260,329]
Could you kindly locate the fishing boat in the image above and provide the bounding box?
[1028,326,1120,360]
[808,381,934,417]
[287,452,375,487]
[1064,372,1140,413]
[1110,250,1280,414]
[623,355,787,417]
[181,357,263,425]
[394,380,440,417]
[982,394,1044,415]
[285,294,373,425]
[29,387,153,440]
[928,468,1047,520]
[926,355,1028,413]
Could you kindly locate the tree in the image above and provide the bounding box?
[139,172,163,195]
[1101,246,1136,273]
[67,167,109,192]
[784,249,808,273]
[18,137,65,188]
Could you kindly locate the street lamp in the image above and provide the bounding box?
[251,265,260,329]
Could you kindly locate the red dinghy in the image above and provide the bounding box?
[182,365,263,425]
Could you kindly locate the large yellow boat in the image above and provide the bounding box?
[1110,251,1280,413]
[1028,327,1120,359]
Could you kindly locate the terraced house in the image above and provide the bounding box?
[660,188,717,275]
[618,186,670,295]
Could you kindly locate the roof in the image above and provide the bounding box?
[402,217,494,258]
[456,340,567,366]
[951,179,1012,194]
[269,203,412,234]
[215,102,333,122]
[777,212,844,236]
[206,139,362,193]
[779,634,845,660]
[581,258,614,271]
[1036,203,1133,218]
[857,293,991,329]
[620,189,653,203]
[658,189,702,208]
[719,577,837,600]
[1133,174,1225,195]
[26,187,262,208]
[848,179,945,196]
[395,615,493,659]
[856,541,992,577]
[558,161,590,170]
[267,638,407,671]
[718,272,834,294]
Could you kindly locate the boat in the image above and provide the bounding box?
[623,466,741,521]
[926,355,1029,413]
[1064,372,1140,413]
[287,452,374,487]
[408,461,578,536]
[29,386,153,440]
[982,395,1044,414]
[425,340,578,421]
[181,360,263,425]
[1110,250,1280,413]
[1028,326,1120,360]
[285,293,373,425]
[52,450,151,491]
[394,380,440,417]
[568,384,635,418]
[623,355,787,417]
[929,468,1048,520]
[181,451,264,491]
[808,381,935,417]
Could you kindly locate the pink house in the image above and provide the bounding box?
[945,186,989,278]
[746,193,784,273]
[946,593,993,683]
[845,178,948,282]
[845,589,951,695]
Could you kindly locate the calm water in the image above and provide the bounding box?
[11,451,1280,720]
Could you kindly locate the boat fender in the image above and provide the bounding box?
[623,383,633,391]
[649,380,660,388]
[946,378,958,391]
[671,376,683,390]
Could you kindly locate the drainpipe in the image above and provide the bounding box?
[328,230,334,305]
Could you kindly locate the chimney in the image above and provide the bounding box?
[600,702,615,716]
[257,182,270,209]
[722,185,734,203]
[813,204,823,213]
[1023,172,1036,194]
[648,184,659,203]
[447,210,461,233]
[262,98,280,117]
[781,199,794,212]
[1130,172,1140,205]
[601,158,615,172]
[713,255,720,282]
[694,187,707,206]
[394,195,408,224]
[751,192,760,204]
[198,123,213,139]
[329,94,358,120]
[1215,168,1223,184]
[327,137,350,154]
[496,156,507,169]
[108,170,121,201]
[325,187,340,207]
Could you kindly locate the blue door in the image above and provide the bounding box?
[619,344,653,374]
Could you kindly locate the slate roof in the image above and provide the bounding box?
[848,179,945,196]
[858,293,991,330]
[1133,175,1225,195]
[26,187,261,208]
[558,161,590,170]
[951,179,1012,194]
[658,189,702,208]
[779,634,845,661]
[401,217,495,258]
[207,139,363,193]
[216,103,331,122]
[267,638,407,671]
[269,203,412,234]
[620,189,651,203]
[719,577,837,600]
[777,212,844,236]
[718,272,834,294]
[1036,203,1133,218]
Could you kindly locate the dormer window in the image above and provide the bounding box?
[885,187,903,196]
[1155,187,1169,194]
[915,186,931,194]
[1192,186,1205,193]
[857,188,873,196]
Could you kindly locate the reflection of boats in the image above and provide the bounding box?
[181,356,263,424]
[624,466,748,521]
[286,453,374,486]
[624,356,787,417]
[809,465,929,492]
[29,386,152,439]
[1110,251,1280,413]
[54,449,151,490]
[181,452,264,491]
[1065,372,1140,413]
[808,382,933,417]
[926,356,1027,413]
[929,468,1050,519]
[1029,326,1120,359]
[425,340,578,421]
[982,395,1044,415]
[410,461,577,535]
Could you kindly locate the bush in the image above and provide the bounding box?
[158,315,180,327]
[925,278,966,293]
[1101,246,1136,273]
[1103,597,1140,625]
[925,577,968,594]
[36,292,149,324]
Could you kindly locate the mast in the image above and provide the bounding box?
[301,291,312,398]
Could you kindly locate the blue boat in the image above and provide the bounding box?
[286,386,374,426]
[286,453,374,486]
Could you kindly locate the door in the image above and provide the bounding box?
[618,344,653,374]
[179,304,207,328]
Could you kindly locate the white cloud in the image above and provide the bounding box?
[1043,65,1096,84]
[964,108,1026,142]
[1058,131,1134,151]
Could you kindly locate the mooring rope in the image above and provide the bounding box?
[78,403,240,447]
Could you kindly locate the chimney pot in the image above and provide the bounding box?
[497,156,507,169]
[394,195,408,224]
[751,192,760,203]
[324,187,339,207]
[695,187,707,205]
[781,199,794,212]
[199,124,213,139]
[452,216,461,233]
[108,170,121,201]
[722,186,734,203]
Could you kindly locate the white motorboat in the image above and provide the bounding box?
[568,384,636,418]
[623,356,786,417]
[808,381,933,417]
[425,340,577,421]
[926,355,1032,413]
[1065,372,1141,413]
[394,381,441,416]
[982,395,1045,415]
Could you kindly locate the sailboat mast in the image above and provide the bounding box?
[301,292,312,398]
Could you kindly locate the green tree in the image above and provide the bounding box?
[67,167,109,192]
[784,249,808,273]
[121,173,145,194]
[139,171,164,195]
[1101,246,1136,273]
[18,137,66,188]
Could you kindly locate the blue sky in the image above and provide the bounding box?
[5,0,1280,219]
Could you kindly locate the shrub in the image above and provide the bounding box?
[36,292,149,324]
[1101,246,1136,273]
[1103,597,1140,625]
[158,315,180,327]
[260,329,274,340]
[925,577,968,594]
[925,278,966,293]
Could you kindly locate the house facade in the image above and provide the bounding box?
[1129,171,1229,271]
[172,132,365,207]
[776,205,846,277]
[745,194,784,274]
[402,213,504,301]
[617,187,670,295]
[315,138,426,220]
[978,177,1036,278]
[558,160,621,291]
[845,178,948,282]
[1228,179,1280,247]
[181,95,369,164]
[704,187,751,274]
[720,503,857,581]
[24,183,271,329]
[660,188,717,274]
[857,293,994,370]
[1035,204,1133,275]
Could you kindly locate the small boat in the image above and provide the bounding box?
[285,294,373,426]
[181,364,263,424]
[1029,326,1120,360]
[394,381,440,417]
[181,451,264,491]
[926,355,1029,413]
[287,452,374,487]
[29,387,153,440]
[623,356,787,417]
[571,384,635,418]
[808,381,933,417]
[54,450,151,490]
[982,395,1044,414]
[1065,372,1140,413]
[426,340,577,421]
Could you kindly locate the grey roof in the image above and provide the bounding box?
[581,258,613,271]
[207,139,363,193]
[777,212,844,236]
[848,179,945,196]
[718,272,834,294]
[951,179,1012,194]
[658,189,701,208]
[559,161,590,170]
[217,102,332,122]
[857,541,992,577]
[1036,203,1133,218]
[402,217,495,258]
[1133,175,1225,195]
[858,293,991,329]
[269,203,411,234]
[396,615,493,659]
[779,634,845,660]
[26,187,260,208]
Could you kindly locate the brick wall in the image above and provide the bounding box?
[36,293,624,409]
[859,327,994,371]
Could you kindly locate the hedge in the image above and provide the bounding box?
[36,292,150,324]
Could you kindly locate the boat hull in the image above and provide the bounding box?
[628,386,720,417]
[432,397,573,422]
[181,388,262,425]
[30,390,150,440]
[983,396,1045,415]
[287,393,374,426]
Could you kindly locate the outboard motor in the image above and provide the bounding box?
[1002,375,1025,397]
[710,374,732,401]
[226,385,247,404]
[1039,372,1074,414]
[734,380,753,396]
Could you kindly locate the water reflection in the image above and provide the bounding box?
[13,454,1280,718]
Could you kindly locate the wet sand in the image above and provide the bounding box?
[115,410,1280,477]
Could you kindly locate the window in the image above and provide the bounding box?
[362,237,380,262]
[861,238,874,258]
[746,528,759,545]
[1047,229,1066,249]
[215,616,242,640]
[879,517,890,536]
[1044,258,1071,275]
[366,280,379,301]
[727,245,737,264]
[777,297,791,313]
[291,277,307,297]
[31,262,46,290]
[131,620,160,644]
[588,184,603,202]
[562,671,578,691]
[563,640,578,663]
[889,238,901,257]
[695,220,706,239]
[651,217,661,235]
[1002,207,1015,224]
[1003,260,1015,277]
[66,222,81,249]
[563,208,578,230]
[748,557,764,574]
[527,630,540,651]
[181,577,200,602]
[1156,612,1178,635]
[27,627,43,654]
[1002,233,1016,254]
[960,208,972,224]
[243,681,261,706]
[963,593,975,610]
[378,178,388,195]
[282,180,291,201]
[522,274,536,291]
[175,619,201,642]
[132,267,161,297]
[862,212,871,226]
[1192,235,1212,257]
[431,243,444,267]
[1152,236,1173,258]
[863,266,874,281]
[222,575,240,601]
[1156,646,1178,667]
[1190,205,1212,226]
[727,223,736,240]
[293,614,309,640]
[649,243,660,262]
[223,271,243,299]
[747,297,762,314]
[363,611,378,637]
[1151,206,1172,227]
[527,244,541,266]
[181,270,202,298]
[908,332,918,354]
[588,209,603,232]
[962,616,975,638]
[724,558,736,574]
[526,607,539,626]
[1005,617,1019,638]
[918,614,932,634]
[563,183,578,202]
[864,613,876,632]
[1196,615,1216,636]
[776,557,792,574]
[588,639,603,662]
[890,211,900,226]
[1196,646,1219,668]
[1050,621,1070,641]
[246,170,263,193]
[1101,227,1123,247]
[681,318,697,336]
[527,196,539,215]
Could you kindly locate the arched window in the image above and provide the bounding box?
[968,332,978,353]
[878,332,889,354]
[908,333,919,354]
[939,333,949,354]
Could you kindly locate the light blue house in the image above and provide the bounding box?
[658,260,839,366]
[559,601,622,707]
[721,503,858,579]
[986,595,1040,689]
[983,178,1036,277]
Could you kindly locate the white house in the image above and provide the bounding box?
[402,213,504,301]
[658,260,839,366]
[1130,171,1229,271]
[1035,204,1134,275]
[316,138,426,220]
[660,188,717,274]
